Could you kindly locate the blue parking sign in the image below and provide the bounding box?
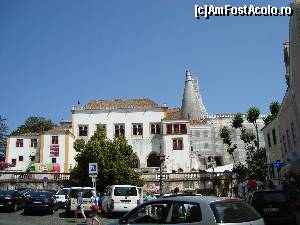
[89,163,98,175]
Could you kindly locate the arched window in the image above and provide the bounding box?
[133,157,140,168]
[178,168,184,172]
[147,152,160,167]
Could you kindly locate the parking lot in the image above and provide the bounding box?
[0,209,117,225]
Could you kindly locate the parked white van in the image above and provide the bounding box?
[65,187,94,216]
[102,185,140,216]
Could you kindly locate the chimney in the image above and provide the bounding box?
[181,70,207,120]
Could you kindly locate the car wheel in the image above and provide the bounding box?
[49,208,54,215]
[65,209,72,217]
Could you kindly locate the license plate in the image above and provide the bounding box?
[33,201,42,204]
[121,201,130,204]
[0,204,3,207]
[263,208,279,212]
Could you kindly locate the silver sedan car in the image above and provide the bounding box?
[107,196,265,225]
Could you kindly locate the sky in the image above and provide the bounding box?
[0,0,291,132]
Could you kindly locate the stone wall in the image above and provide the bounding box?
[142,172,238,196]
[0,181,67,191]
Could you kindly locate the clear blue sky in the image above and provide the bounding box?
[0,0,291,131]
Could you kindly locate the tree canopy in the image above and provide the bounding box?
[270,101,281,116]
[11,116,55,135]
[263,101,281,125]
[70,125,144,192]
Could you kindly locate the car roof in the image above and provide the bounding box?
[253,190,285,193]
[31,190,54,194]
[70,187,93,189]
[111,185,137,187]
[147,195,239,204]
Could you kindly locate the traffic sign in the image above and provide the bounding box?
[272,160,284,168]
[89,163,98,175]
[42,177,49,187]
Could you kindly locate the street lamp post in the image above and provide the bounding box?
[159,154,165,195]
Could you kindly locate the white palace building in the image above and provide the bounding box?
[5,71,266,173]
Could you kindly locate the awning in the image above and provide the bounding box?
[206,164,234,173]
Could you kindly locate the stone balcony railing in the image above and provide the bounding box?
[141,172,236,182]
[0,171,70,183]
[0,171,236,185]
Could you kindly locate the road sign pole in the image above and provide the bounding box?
[91,176,97,192]
[89,163,98,192]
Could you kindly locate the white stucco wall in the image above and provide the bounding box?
[161,120,190,173]
[6,136,39,171]
[72,109,165,168]
[41,133,66,172]
[162,134,190,172]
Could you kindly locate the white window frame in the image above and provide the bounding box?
[132,123,143,136]
[150,123,161,135]
[114,123,125,138]
[172,138,183,150]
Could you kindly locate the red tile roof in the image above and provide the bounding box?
[10,133,40,137]
[82,98,162,110]
[44,126,66,133]
[190,119,207,125]
[164,108,183,120]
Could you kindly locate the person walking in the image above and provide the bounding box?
[143,191,152,215]
[90,190,101,225]
[76,192,87,223]
[143,191,153,201]
[150,191,157,200]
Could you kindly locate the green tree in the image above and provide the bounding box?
[247,147,268,179]
[263,101,281,125]
[219,107,268,180]
[70,125,144,192]
[263,114,273,125]
[232,163,248,181]
[11,116,55,135]
[0,116,8,161]
[220,127,237,164]
[269,101,280,116]
[246,107,260,151]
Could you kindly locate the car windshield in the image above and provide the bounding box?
[70,189,93,198]
[211,200,261,223]
[30,192,53,198]
[252,192,287,206]
[114,187,137,196]
[57,189,69,196]
[0,190,17,196]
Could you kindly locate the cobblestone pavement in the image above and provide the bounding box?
[0,209,117,225]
